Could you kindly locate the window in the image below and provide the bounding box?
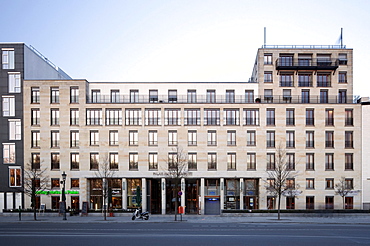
[90,153,99,170]
[188,130,197,146]
[31,153,40,169]
[70,87,79,103]
[264,89,273,103]
[345,131,353,148]
[109,130,118,146]
[267,131,275,148]
[286,109,295,125]
[306,196,315,210]
[51,131,60,148]
[326,196,334,209]
[338,89,347,103]
[245,90,254,103]
[306,153,314,170]
[283,89,292,103]
[168,130,177,146]
[204,109,220,125]
[280,73,293,87]
[247,130,256,146]
[86,109,102,125]
[286,178,295,189]
[71,153,79,170]
[91,90,100,103]
[339,72,347,83]
[345,109,353,126]
[279,54,293,66]
[298,54,311,65]
[207,90,216,103]
[339,53,347,65]
[129,130,138,146]
[168,153,177,170]
[345,178,353,189]
[225,90,235,103]
[187,90,197,103]
[51,196,60,209]
[145,109,161,126]
[149,90,158,103]
[317,73,331,87]
[244,109,259,125]
[70,130,79,148]
[51,153,60,170]
[345,153,354,170]
[70,109,79,125]
[31,87,40,103]
[208,153,217,170]
[149,153,158,170]
[227,153,236,170]
[106,109,122,125]
[188,153,197,170]
[90,130,99,146]
[109,153,119,170]
[130,90,139,103]
[184,109,200,125]
[306,109,314,126]
[227,130,236,146]
[31,131,40,148]
[298,73,312,87]
[247,153,256,170]
[71,178,79,188]
[320,90,328,103]
[168,90,177,103]
[325,109,334,126]
[306,178,315,189]
[266,109,275,125]
[3,143,15,164]
[224,109,239,125]
[110,90,120,103]
[125,109,141,126]
[306,131,314,148]
[8,73,21,93]
[2,49,15,69]
[50,109,59,126]
[325,153,334,170]
[326,178,334,189]
[287,153,295,170]
[51,178,60,189]
[301,90,310,103]
[31,108,40,125]
[3,96,15,117]
[264,53,272,65]
[9,119,21,140]
[267,153,275,170]
[148,130,157,146]
[165,109,180,125]
[325,131,334,148]
[264,72,273,83]
[50,87,59,103]
[9,168,21,187]
[207,130,217,146]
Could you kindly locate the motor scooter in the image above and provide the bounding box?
[132,208,149,220]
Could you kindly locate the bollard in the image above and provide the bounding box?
[18,206,21,221]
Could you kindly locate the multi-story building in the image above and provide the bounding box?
[0,43,70,210]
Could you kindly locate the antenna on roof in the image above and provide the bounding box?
[341,27,343,48]
[264,27,266,48]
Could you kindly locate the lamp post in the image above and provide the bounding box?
[61,171,67,220]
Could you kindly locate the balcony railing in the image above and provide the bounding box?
[276,58,339,70]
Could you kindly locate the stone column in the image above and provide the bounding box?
[141,178,147,211]
[200,178,205,215]
[220,178,224,212]
[161,178,166,215]
[181,178,185,208]
[122,178,127,210]
[240,178,244,209]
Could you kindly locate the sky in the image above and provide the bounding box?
[2,0,370,96]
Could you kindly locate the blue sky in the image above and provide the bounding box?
[2,0,370,96]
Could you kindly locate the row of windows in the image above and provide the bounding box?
[28,107,355,127]
[267,177,353,190]
[264,72,348,86]
[264,53,348,66]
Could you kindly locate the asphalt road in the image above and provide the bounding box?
[1,222,370,246]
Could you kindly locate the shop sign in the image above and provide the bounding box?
[35,190,80,195]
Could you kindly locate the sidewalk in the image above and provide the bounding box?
[1,213,370,224]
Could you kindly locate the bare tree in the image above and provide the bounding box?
[163,146,189,221]
[265,145,299,220]
[95,154,116,220]
[23,159,49,221]
[335,177,355,209]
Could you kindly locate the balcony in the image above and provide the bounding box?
[276,58,339,71]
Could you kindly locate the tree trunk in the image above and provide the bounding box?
[277,194,281,220]
[342,196,345,209]
[174,179,178,221]
[32,180,37,221]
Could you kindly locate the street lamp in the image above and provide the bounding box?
[61,171,67,220]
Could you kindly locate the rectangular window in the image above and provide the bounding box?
[306,153,314,170]
[50,109,59,126]
[287,153,295,170]
[298,73,312,87]
[247,153,256,170]
[165,109,180,125]
[184,109,200,125]
[8,73,21,93]
[188,130,197,146]
[207,130,217,146]
[283,89,292,103]
[90,153,99,170]
[187,90,197,103]
[70,130,79,148]
[320,90,328,103]
[286,109,295,125]
[280,73,293,87]
[264,89,273,103]
[31,87,40,103]
[168,130,178,146]
[91,90,101,103]
[32,153,40,169]
[227,153,236,170]
[245,90,254,103]
[70,109,79,125]
[70,87,79,103]
[264,53,272,65]
[129,130,138,146]
[31,108,40,125]
[106,109,122,125]
[51,153,60,170]
[306,109,314,126]
[326,178,334,189]
[266,108,275,125]
[204,109,220,126]
[149,90,158,103]
[326,196,334,209]
[339,53,347,65]
[86,109,102,125]
[325,109,334,126]
[226,90,235,103]
[71,153,79,170]
[207,90,216,103]
[31,131,40,148]
[129,153,139,170]
[244,109,259,125]
[3,96,15,117]
[339,72,347,83]
[51,178,60,189]
[168,90,177,103]
[149,153,158,170]
[301,90,310,103]
[109,153,119,170]
[306,131,314,148]
[2,49,15,69]
[148,130,158,146]
[9,167,21,187]
[264,72,273,83]
[345,178,353,189]
[188,153,197,170]
[345,131,353,148]
[50,87,59,103]
[3,143,15,164]
[306,178,315,189]
[345,153,354,170]
[110,90,120,103]
[345,109,354,126]
[325,131,334,148]
[130,90,139,103]
[224,109,239,125]
[325,153,334,170]
[338,89,347,103]
[51,131,60,148]
[306,196,315,210]
[109,130,118,146]
[279,54,293,66]
[125,109,141,126]
[227,130,236,146]
[267,153,275,170]
[145,109,161,126]
[9,119,21,140]
[71,178,79,188]
[208,153,217,170]
[90,130,99,146]
[317,73,331,87]
[267,131,275,148]
[247,131,256,146]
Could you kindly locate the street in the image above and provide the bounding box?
[1,222,370,246]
